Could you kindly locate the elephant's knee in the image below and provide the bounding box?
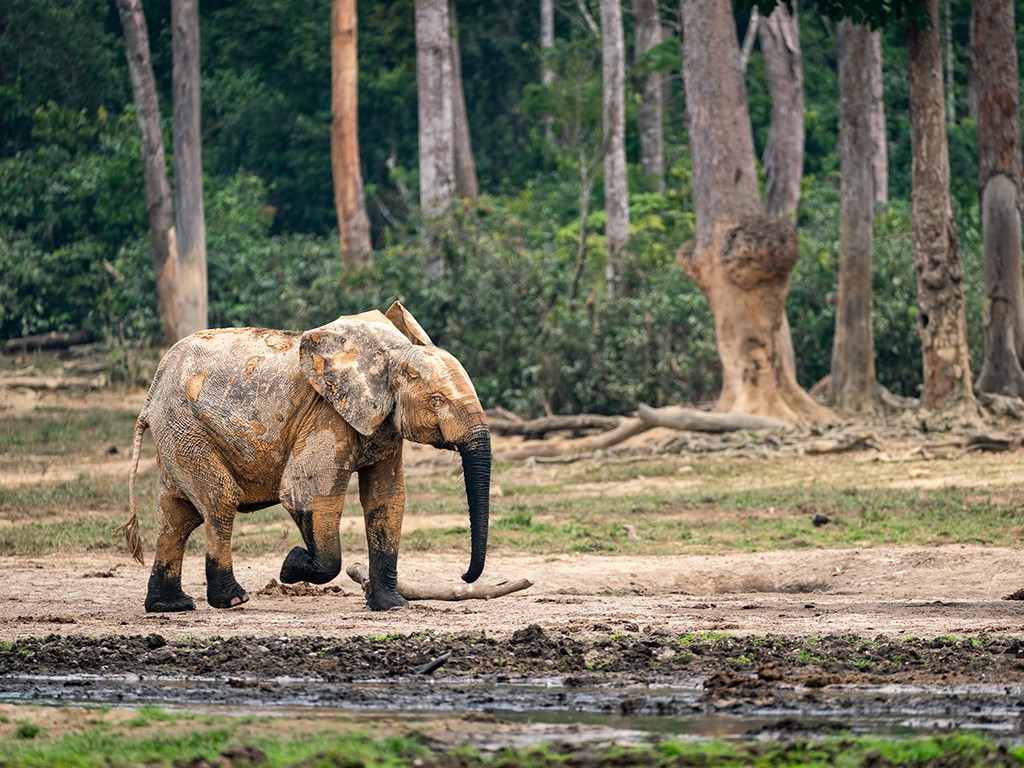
[279,546,340,584]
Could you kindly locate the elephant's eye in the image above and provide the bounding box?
[428,394,446,410]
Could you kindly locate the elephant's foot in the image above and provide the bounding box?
[205,556,249,609]
[280,546,341,585]
[145,566,196,613]
[366,589,408,611]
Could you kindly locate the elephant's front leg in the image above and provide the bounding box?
[359,451,408,611]
[279,472,350,585]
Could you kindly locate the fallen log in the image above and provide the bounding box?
[488,414,622,439]
[3,330,90,354]
[345,563,533,601]
[584,416,651,449]
[0,375,103,391]
[638,404,791,433]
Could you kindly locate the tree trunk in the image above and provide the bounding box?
[540,0,554,143]
[677,0,833,423]
[972,0,1024,397]
[758,1,804,219]
[415,0,455,280]
[449,0,478,203]
[869,29,888,205]
[635,0,664,193]
[116,0,178,345]
[330,0,372,269]
[830,20,883,414]
[171,0,207,338]
[600,0,629,297]
[906,0,978,417]
[943,0,956,123]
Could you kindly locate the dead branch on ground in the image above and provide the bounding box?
[638,403,792,432]
[488,414,623,439]
[345,563,533,601]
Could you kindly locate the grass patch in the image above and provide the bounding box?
[0,408,137,456]
[0,706,1020,768]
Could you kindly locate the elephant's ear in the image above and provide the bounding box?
[299,324,395,436]
[385,301,434,346]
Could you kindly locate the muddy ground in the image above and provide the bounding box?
[3,381,1024,750]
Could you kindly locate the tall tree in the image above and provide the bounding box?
[635,0,665,193]
[869,29,888,204]
[415,0,455,278]
[172,0,208,337]
[449,0,478,203]
[906,0,977,417]
[600,0,629,296]
[972,0,1024,397]
[758,1,804,219]
[830,19,884,413]
[331,0,372,269]
[677,0,833,423]
[115,0,178,345]
[540,0,555,143]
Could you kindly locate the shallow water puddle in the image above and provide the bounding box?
[1,673,1022,743]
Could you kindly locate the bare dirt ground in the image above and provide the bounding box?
[4,377,1024,749]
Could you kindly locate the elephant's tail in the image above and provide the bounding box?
[117,414,149,565]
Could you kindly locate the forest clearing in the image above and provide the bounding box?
[3,361,1024,765]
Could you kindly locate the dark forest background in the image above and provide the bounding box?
[0,0,1017,416]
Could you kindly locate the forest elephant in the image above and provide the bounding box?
[119,302,490,613]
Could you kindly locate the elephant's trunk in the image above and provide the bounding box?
[458,428,491,583]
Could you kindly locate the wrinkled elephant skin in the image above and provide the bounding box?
[120,302,491,613]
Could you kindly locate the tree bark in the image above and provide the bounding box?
[972,0,1024,397]
[600,0,629,297]
[677,0,833,424]
[116,0,178,345]
[869,29,888,205]
[449,0,478,203]
[758,1,804,219]
[330,0,372,269]
[540,0,554,142]
[635,0,664,193]
[172,0,208,338]
[906,0,978,417]
[415,0,455,279]
[830,19,883,414]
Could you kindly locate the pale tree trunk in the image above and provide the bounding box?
[677,0,834,423]
[943,0,955,123]
[331,0,372,269]
[116,0,178,345]
[635,0,664,193]
[172,0,207,338]
[830,20,884,414]
[600,0,629,297]
[758,1,804,219]
[449,0,478,203]
[869,29,888,205]
[906,0,978,417]
[540,0,554,143]
[972,0,1024,397]
[414,0,455,278]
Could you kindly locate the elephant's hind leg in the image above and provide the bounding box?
[200,465,249,609]
[146,487,203,613]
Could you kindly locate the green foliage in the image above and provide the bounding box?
[0,0,1013,416]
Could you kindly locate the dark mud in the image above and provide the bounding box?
[3,628,1024,742]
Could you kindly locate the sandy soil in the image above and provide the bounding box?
[2,381,1024,643]
[2,545,1023,642]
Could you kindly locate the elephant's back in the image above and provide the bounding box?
[144,327,304,424]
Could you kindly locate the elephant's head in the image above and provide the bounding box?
[298,302,490,583]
